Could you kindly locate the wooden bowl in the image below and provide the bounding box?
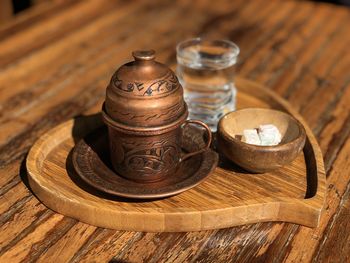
[217,108,306,173]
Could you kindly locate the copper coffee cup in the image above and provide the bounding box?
[102,50,212,183]
[103,108,212,182]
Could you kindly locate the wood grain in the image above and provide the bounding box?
[0,0,349,261]
[0,0,13,24]
[25,78,325,232]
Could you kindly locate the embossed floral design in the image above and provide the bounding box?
[110,137,180,175]
[111,71,178,96]
[126,145,178,173]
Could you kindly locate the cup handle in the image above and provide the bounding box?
[180,120,212,162]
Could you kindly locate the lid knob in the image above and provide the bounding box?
[132,50,156,61]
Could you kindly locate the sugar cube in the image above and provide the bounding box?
[242,129,261,145]
[258,124,281,146]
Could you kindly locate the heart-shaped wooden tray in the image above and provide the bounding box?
[26,78,326,232]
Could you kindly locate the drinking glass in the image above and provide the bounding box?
[176,38,240,131]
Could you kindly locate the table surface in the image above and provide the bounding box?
[0,0,349,262]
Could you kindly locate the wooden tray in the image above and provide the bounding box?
[26,78,326,232]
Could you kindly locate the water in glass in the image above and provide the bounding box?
[176,39,239,131]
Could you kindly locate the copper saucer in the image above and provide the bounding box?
[72,125,218,199]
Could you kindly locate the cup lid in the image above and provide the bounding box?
[110,50,179,97]
[103,50,187,129]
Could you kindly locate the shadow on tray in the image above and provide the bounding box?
[68,114,169,203]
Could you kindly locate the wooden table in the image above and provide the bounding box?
[0,0,349,262]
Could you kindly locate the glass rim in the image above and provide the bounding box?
[176,37,240,64]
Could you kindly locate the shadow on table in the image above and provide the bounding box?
[20,154,31,193]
